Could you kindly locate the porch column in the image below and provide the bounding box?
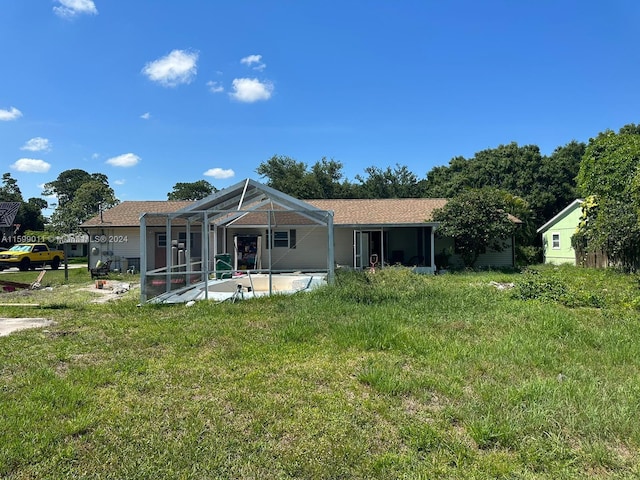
[430,226,436,272]
[327,211,335,284]
[203,212,209,301]
[165,218,172,293]
[186,220,192,287]
[140,214,147,303]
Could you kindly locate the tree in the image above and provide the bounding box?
[0,172,22,202]
[256,155,311,198]
[308,158,351,199]
[19,198,48,232]
[0,173,48,234]
[256,155,354,199]
[354,164,426,198]
[168,180,217,200]
[422,141,584,253]
[45,169,118,232]
[574,125,640,270]
[532,140,585,221]
[577,127,640,199]
[43,169,96,207]
[432,188,517,267]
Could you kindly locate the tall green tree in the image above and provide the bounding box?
[432,188,517,267]
[577,127,640,198]
[308,158,352,199]
[0,172,22,202]
[532,141,585,221]
[257,155,354,199]
[354,164,426,198]
[256,155,311,198]
[575,125,640,269]
[0,173,47,234]
[423,141,583,251]
[168,180,217,200]
[43,169,103,207]
[45,169,118,233]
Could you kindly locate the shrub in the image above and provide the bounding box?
[511,270,605,308]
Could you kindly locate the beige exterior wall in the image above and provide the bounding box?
[86,227,142,272]
[333,228,355,267]
[434,236,515,269]
[91,223,516,274]
[225,226,332,271]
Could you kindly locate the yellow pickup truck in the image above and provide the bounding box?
[0,243,65,271]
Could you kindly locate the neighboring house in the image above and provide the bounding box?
[81,200,192,272]
[537,199,584,265]
[82,179,519,279]
[53,233,89,259]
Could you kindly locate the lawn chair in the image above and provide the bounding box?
[91,259,112,279]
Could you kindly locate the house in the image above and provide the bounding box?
[82,179,520,301]
[537,199,584,265]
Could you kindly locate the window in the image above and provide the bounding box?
[265,229,296,249]
[178,232,195,249]
[157,233,167,248]
[552,233,560,249]
[273,231,289,247]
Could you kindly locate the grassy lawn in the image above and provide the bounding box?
[1,266,639,479]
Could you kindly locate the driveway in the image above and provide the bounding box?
[0,264,86,274]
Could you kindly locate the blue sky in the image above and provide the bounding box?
[1,1,639,207]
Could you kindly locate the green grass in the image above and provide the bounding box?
[1,266,640,478]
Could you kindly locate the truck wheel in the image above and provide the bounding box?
[51,257,60,270]
[19,258,30,271]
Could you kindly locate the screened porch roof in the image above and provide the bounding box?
[142,178,332,227]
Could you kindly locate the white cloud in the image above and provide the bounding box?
[240,54,266,71]
[106,153,141,167]
[140,112,151,120]
[91,153,100,160]
[11,158,51,173]
[21,137,51,152]
[114,179,126,185]
[0,106,22,121]
[142,50,198,87]
[53,0,98,18]
[204,168,235,179]
[230,78,274,103]
[207,81,224,93]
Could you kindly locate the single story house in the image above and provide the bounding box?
[537,199,584,265]
[82,179,520,300]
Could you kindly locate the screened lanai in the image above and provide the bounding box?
[139,179,335,303]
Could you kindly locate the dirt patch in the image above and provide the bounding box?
[0,317,56,336]
[79,281,139,303]
[0,280,139,336]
